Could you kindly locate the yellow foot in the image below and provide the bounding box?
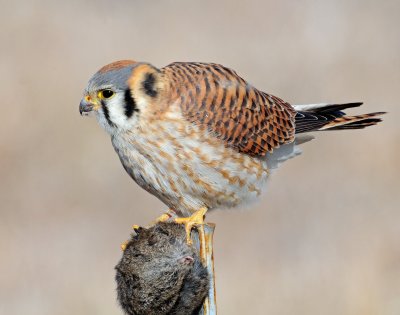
[174,207,208,245]
[151,209,176,225]
[121,240,129,251]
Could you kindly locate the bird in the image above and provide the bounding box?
[79,59,384,238]
[115,222,209,315]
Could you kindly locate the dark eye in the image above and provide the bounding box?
[100,89,115,99]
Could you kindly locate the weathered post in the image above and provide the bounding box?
[193,223,217,315]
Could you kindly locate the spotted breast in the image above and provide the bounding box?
[111,102,269,217]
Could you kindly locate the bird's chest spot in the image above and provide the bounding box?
[113,123,268,210]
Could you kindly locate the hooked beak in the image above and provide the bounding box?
[79,96,95,116]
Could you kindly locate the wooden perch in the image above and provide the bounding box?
[192,223,217,315]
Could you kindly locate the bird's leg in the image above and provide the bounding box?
[174,207,207,244]
[174,207,208,265]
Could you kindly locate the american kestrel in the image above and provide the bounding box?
[79,60,384,227]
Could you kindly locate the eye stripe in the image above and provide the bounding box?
[101,100,115,126]
[124,89,138,118]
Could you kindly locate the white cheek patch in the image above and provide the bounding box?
[94,92,152,135]
[98,94,141,133]
[107,95,133,129]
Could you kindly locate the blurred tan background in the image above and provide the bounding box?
[1,0,399,314]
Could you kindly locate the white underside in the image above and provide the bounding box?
[110,124,309,216]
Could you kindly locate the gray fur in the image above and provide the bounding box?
[115,223,209,315]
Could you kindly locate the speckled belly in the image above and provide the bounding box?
[112,123,269,216]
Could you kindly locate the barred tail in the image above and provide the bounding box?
[292,102,385,134]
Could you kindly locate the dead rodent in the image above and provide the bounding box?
[115,222,209,315]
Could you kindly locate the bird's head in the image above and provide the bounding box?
[80,60,164,135]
